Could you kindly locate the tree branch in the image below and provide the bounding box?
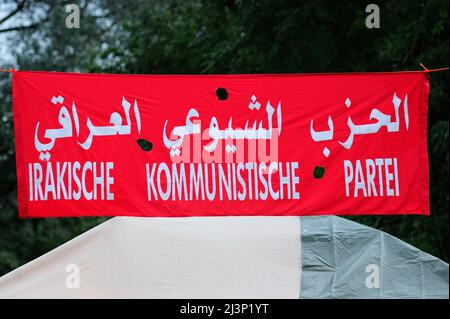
[0,17,47,34]
[0,0,27,26]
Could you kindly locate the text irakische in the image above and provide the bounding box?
[28,161,114,201]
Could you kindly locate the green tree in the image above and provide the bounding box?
[0,0,110,275]
[0,0,448,276]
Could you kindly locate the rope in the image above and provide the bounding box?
[2,66,448,73]
[0,68,15,73]
[420,63,449,73]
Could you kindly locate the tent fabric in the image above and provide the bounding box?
[0,217,302,298]
[300,216,449,298]
[0,216,448,299]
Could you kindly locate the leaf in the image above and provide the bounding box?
[137,139,153,151]
[216,87,228,100]
[313,166,325,179]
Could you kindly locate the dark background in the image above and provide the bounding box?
[0,0,448,276]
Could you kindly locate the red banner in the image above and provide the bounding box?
[12,71,430,218]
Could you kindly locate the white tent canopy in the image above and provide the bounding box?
[0,216,448,298]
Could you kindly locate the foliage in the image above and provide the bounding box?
[0,0,448,276]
